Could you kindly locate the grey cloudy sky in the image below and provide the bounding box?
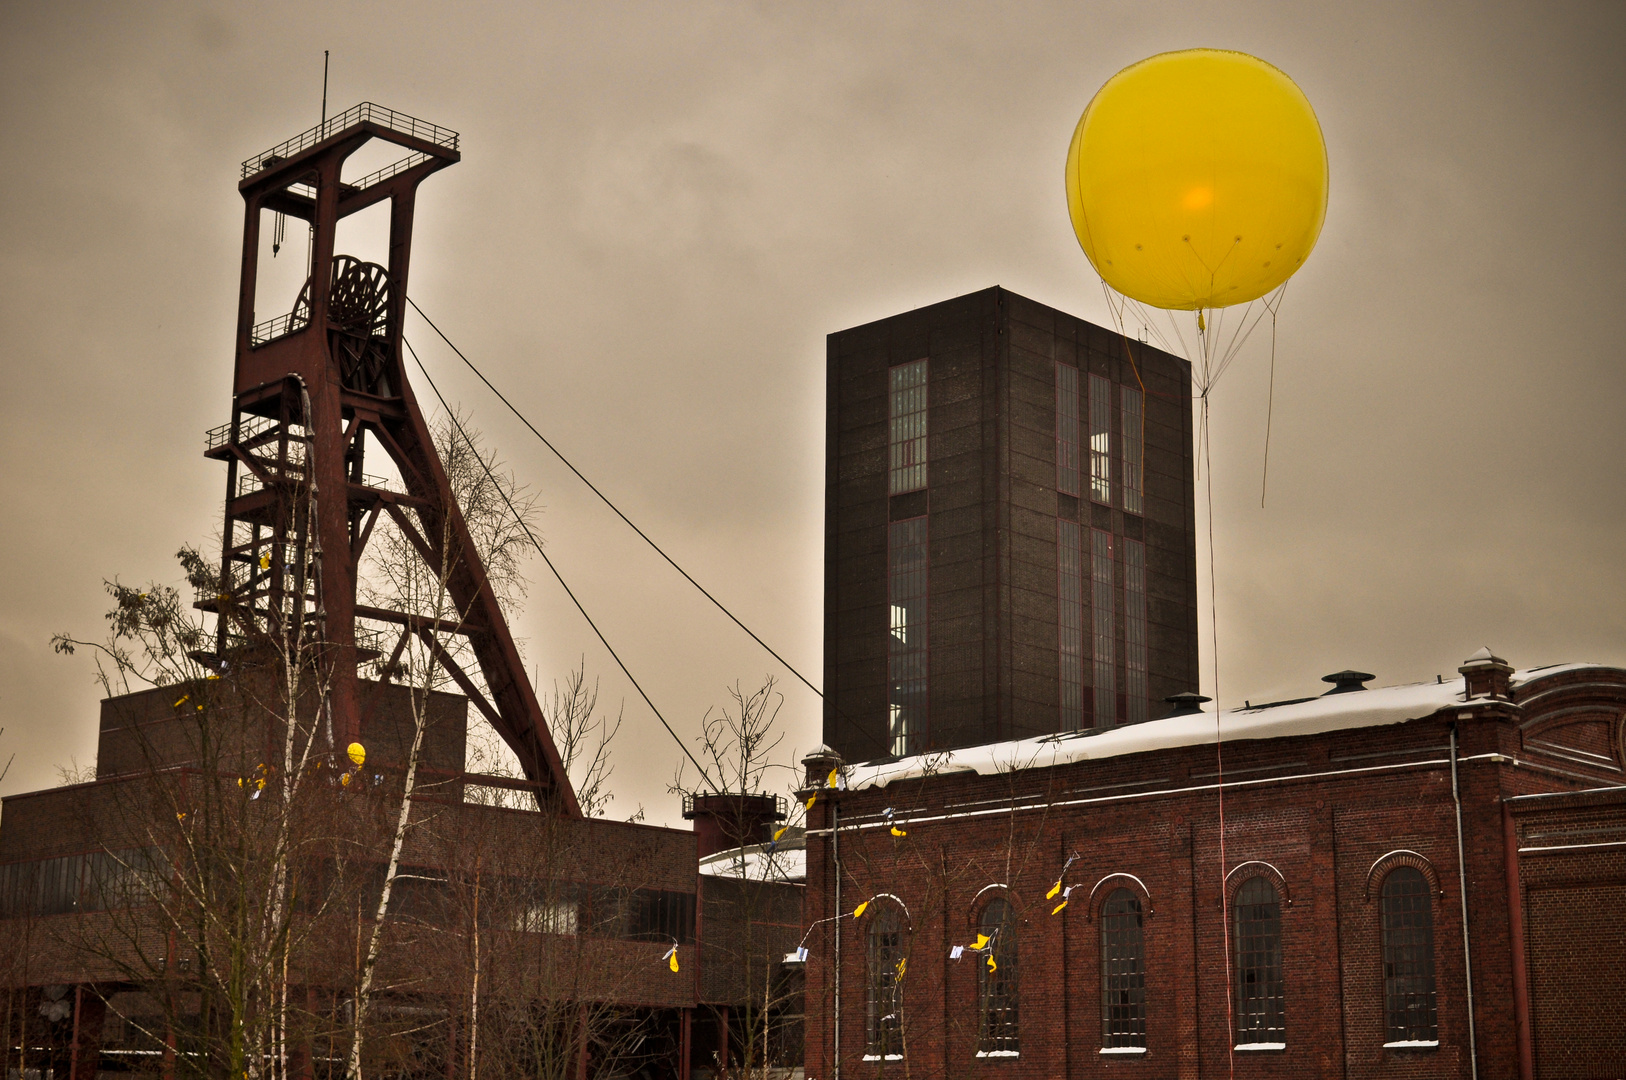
[2,2,1622,825]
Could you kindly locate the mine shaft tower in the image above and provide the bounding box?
[201,104,577,814]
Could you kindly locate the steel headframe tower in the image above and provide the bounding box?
[204,103,579,815]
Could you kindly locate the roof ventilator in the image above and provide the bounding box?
[1321,669,1374,695]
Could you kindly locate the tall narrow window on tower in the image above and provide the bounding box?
[1091,529,1116,726]
[1089,373,1113,503]
[889,360,928,494]
[888,517,929,756]
[1058,520,1085,730]
[1121,385,1143,515]
[1124,538,1148,723]
[1056,362,1080,496]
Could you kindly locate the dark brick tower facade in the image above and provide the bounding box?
[823,286,1199,762]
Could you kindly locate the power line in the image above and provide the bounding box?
[403,336,717,791]
[406,297,826,704]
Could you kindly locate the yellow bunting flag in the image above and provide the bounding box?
[805,793,816,811]
[971,933,990,951]
[1046,880,1062,901]
[852,901,869,919]
[174,694,189,708]
[895,957,907,980]
[341,772,353,787]
[669,949,680,973]
[259,552,271,570]
[827,767,840,788]
[1051,899,1068,916]
[986,954,998,973]
[772,826,789,843]
[890,825,907,838]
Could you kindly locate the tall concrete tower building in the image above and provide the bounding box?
[822,287,1199,762]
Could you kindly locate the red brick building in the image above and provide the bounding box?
[804,291,1626,1079]
[798,653,1626,1080]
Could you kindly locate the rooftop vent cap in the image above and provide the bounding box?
[1321,669,1374,694]
[800,743,845,786]
[1163,692,1212,718]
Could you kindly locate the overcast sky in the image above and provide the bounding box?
[2,2,1622,825]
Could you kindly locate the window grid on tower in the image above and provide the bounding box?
[1056,362,1080,496]
[1058,520,1085,730]
[1124,538,1148,724]
[889,360,928,495]
[1089,373,1112,504]
[1091,528,1116,726]
[1121,384,1143,515]
[888,517,928,757]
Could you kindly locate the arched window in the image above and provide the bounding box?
[1380,867,1438,1044]
[1234,877,1285,1046]
[978,898,1019,1055]
[867,905,905,1056]
[1101,888,1146,1049]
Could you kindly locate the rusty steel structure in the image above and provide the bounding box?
[201,103,578,814]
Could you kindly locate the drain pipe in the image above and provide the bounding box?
[1450,723,1479,1080]
[832,799,842,1080]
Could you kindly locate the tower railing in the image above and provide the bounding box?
[241,103,459,179]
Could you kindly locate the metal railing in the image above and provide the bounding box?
[349,151,436,193]
[205,413,279,451]
[242,103,459,179]
[681,791,787,820]
[250,311,310,347]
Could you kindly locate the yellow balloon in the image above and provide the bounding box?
[347,742,366,767]
[1065,49,1328,310]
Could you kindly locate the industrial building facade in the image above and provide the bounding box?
[823,288,1199,764]
[799,655,1626,1079]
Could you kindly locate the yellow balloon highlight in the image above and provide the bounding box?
[347,742,366,767]
[1065,49,1327,310]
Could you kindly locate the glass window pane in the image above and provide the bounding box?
[1381,867,1438,1043]
[1234,877,1285,1045]
[1121,385,1143,515]
[888,517,928,756]
[1091,529,1116,727]
[1056,362,1080,496]
[1058,521,1085,731]
[978,899,1019,1054]
[1124,539,1147,723]
[868,908,905,1055]
[1101,888,1146,1048]
[889,360,928,494]
[1089,374,1112,504]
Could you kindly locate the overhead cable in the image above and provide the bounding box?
[405,297,825,704]
[403,337,717,791]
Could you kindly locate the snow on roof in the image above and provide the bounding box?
[842,666,1606,793]
[699,840,807,883]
